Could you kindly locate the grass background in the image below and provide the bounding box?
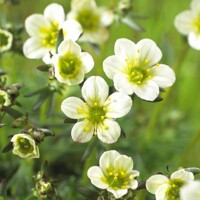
[1,0,200,199]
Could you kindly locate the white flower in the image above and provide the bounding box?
[87,150,139,199]
[0,89,11,108]
[11,133,40,159]
[23,3,82,62]
[52,39,94,85]
[103,38,176,101]
[61,76,132,143]
[0,29,13,53]
[146,169,194,200]
[174,0,200,50]
[67,0,114,44]
[180,181,200,200]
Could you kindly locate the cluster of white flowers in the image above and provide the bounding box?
[19,0,200,199]
[146,168,200,200]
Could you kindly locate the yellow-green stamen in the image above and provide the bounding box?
[40,21,59,48]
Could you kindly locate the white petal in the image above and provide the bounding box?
[171,169,194,182]
[82,76,109,107]
[191,0,200,13]
[137,39,162,68]
[114,38,138,60]
[62,19,83,41]
[103,55,126,79]
[97,119,121,144]
[87,166,108,189]
[146,174,169,194]
[100,9,114,26]
[180,181,200,200]
[105,92,132,118]
[174,11,193,35]
[133,80,159,101]
[71,0,96,11]
[23,38,47,59]
[188,32,200,50]
[58,39,81,56]
[25,14,50,36]
[130,180,138,190]
[107,188,128,199]
[44,3,65,24]
[71,121,94,143]
[61,97,88,119]
[114,155,133,172]
[114,73,135,95]
[99,150,121,173]
[150,64,176,88]
[155,184,169,200]
[79,52,94,73]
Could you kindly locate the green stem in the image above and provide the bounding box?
[145,42,190,140]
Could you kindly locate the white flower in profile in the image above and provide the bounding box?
[67,0,114,44]
[103,38,176,101]
[11,133,40,159]
[51,39,94,85]
[87,150,139,199]
[23,3,82,62]
[0,90,11,108]
[61,76,132,143]
[0,28,13,53]
[174,0,200,50]
[180,181,200,200]
[146,169,194,200]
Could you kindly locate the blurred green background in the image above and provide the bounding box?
[1,0,200,199]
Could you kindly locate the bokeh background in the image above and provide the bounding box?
[1,0,200,199]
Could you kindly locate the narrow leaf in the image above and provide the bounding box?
[56,29,64,53]
[2,142,13,153]
[24,87,49,98]
[2,106,23,118]
[37,64,52,72]
[64,118,77,124]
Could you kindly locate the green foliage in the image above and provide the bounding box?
[1,0,200,199]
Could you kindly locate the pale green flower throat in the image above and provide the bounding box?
[58,53,81,78]
[16,137,34,154]
[167,179,184,200]
[103,168,134,189]
[77,9,99,31]
[0,32,9,47]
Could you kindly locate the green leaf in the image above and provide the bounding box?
[2,142,13,153]
[56,29,64,53]
[37,64,52,72]
[64,118,77,124]
[32,89,52,111]
[24,87,48,97]
[76,186,98,199]
[121,16,145,31]
[185,167,200,175]
[0,179,7,197]
[2,106,23,119]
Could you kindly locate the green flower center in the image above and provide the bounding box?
[16,137,34,154]
[126,58,151,85]
[88,102,106,124]
[58,53,81,78]
[0,31,9,47]
[167,179,184,200]
[76,9,99,31]
[104,168,134,190]
[193,17,200,35]
[40,21,59,48]
[0,95,6,105]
